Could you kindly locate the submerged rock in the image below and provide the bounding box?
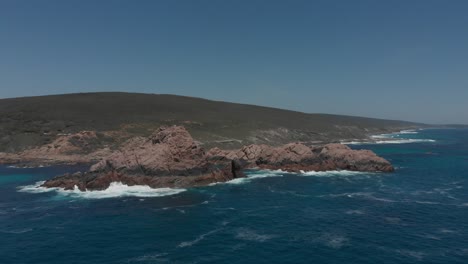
[42,126,393,191]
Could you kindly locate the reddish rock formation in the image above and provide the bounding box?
[89,126,206,173]
[43,126,246,190]
[207,142,393,173]
[41,126,393,191]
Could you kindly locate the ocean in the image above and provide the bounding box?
[1,128,467,264]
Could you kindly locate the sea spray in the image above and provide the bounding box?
[18,181,186,199]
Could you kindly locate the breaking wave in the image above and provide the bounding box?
[7,164,49,169]
[344,139,436,145]
[340,141,369,145]
[374,139,436,144]
[399,129,419,134]
[18,181,186,199]
[299,170,372,177]
[371,129,435,144]
[343,129,435,145]
[216,169,285,185]
[215,169,372,186]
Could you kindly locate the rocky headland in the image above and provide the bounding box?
[40,126,394,191]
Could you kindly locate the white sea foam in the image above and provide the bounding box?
[384,217,402,224]
[18,181,50,193]
[215,169,371,186]
[317,232,349,249]
[397,249,426,260]
[127,253,169,262]
[235,228,276,242]
[398,129,419,134]
[0,228,33,234]
[215,169,285,185]
[320,191,373,198]
[344,209,365,215]
[178,228,221,248]
[342,129,435,145]
[438,228,457,234]
[343,138,436,145]
[18,181,186,199]
[371,134,393,139]
[299,170,372,177]
[7,164,48,169]
[374,139,436,144]
[268,187,310,197]
[412,200,442,205]
[340,141,366,145]
[319,192,397,203]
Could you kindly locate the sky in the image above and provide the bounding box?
[0,0,467,124]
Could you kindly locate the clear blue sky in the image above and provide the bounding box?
[1,0,467,124]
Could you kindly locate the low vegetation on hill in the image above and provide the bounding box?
[0,92,421,152]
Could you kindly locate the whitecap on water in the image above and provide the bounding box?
[126,253,169,263]
[212,169,285,185]
[437,228,458,234]
[371,134,393,139]
[18,181,186,199]
[343,138,436,145]
[344,209,365,215]
[235,228,276,242]
[319,192,397,203]
[316,232,349,249]
[339,140,368,145]
[299,170,372,177]
[7,164,49,169]
[215,169,372,186]
[343,129,435,145]
[18,181,49,193]
[396,249,426,261]
[374,139,436,144]
[0,228,33,234]
[178,228,221,248]
[399,129,419,134]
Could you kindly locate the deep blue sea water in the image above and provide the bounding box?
[1,129,467,264]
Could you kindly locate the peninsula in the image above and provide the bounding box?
[0,92,416,189]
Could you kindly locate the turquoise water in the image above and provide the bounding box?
[1,129,467,263]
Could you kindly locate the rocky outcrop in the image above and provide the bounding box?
[89,126,206,174]
[207,142,393,173]
[42,160,245,191]
[41,126,393,191]
[43,126,246,190]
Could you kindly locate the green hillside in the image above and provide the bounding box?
[0,92,422,152]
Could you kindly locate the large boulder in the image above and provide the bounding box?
[90,126,206,174]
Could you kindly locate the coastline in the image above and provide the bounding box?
[0,125,424,169]
[9,126,447,199]
[341,127,436,145]
[5,128,467,263]
[6,126,394,193]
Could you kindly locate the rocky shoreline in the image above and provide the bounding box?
[35,126,393,191]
